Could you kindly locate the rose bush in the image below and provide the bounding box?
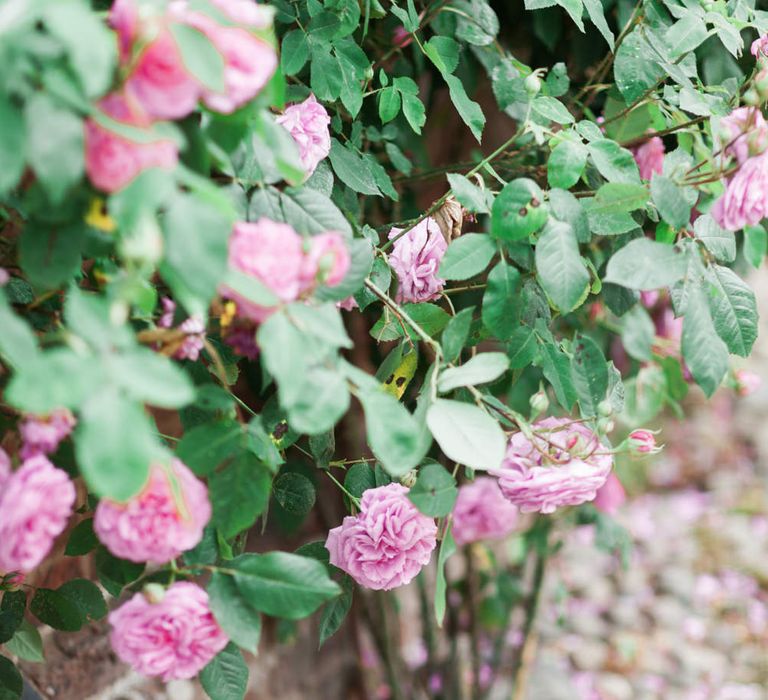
[0,0,765,696]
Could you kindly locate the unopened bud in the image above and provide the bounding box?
[524,74,542,96]
[626,429,660,455]
[744,88,761,107]
[529,389,549,415]
[143,583,166,604]
[735,368,761,396]
[597,400,613,417]
[597,417,615,435]
[400,470,418,488]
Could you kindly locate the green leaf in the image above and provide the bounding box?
[532,96,574,124]
[744,225,767,269]
[19,222,84,290]
[281,30,309,75]
[278,186,353,237]
[57,579,107,623]
[588,182,649,214]
[424,36,460,75]
[706,265,758,357]
[65,518,98,556]
[408,462,457,516]
[210,453,272,539]
[535,219,590,312]
[0,656,22,700]
[0,592,26,645]
[604,239,689,290]
[358,388,423,476]
[454,0,499,45]
[621,305,655,361]
[273,472,316,517]
[170,23,225,92]
[445,74,485,143]
[442,307,474,363]
[76,389,156,500]
[94,547,144,597]
[439,233,497,281]
[176,420,244,476]
[319,576,353,647]
[310,44,343,100]
[547,139,588,189]
[491,179,547,241]
[25,94,84,203]
[30,589,83,632]
[540,341,577,409]
[583,0,614,47]
[208,573,262,654]
[0,93,26,195]
[650,174,692,229]
[328,138,381,195]
[694,214,735,263]
[588,139,640,184]
[434,525,456,627]
[378,86,401,123]
[5,620,44,664]
[507,326,538,368]
[447,173,492,214]
[614,30,664,103]
[682,286,728,397]
[570,334,608,416]
[344,463,377,499]
[665,12,708,59]
[355,257,390,310]
[426,399,506,470]
[0,295,38,370]
[438,352,509,392]
[233,552,341,620]
[370,303,450,342]
[481,261,521,339]
[200,644,249,700]
[113,348,195,409]
[400,92,426,134]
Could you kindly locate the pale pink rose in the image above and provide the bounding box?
[717,107,768,165]
[94,459,211,564]
[159,296,177,328]
[387,217,447,303]
[276,95,331,176]
[157,297,205,361]
[593,472,626,515]
[337,296,358,311]
[124,28,201,120]
[325,483,437,590]
[109,0,138,61]
[302,232,351,288]
[0,448,11,485]
[452,477,518,546]
[393,25,413,48]
[210,0,274,27]
[0,455,76,574]
[627,429,659,454]
[640,290,659,308]
[109,581,228,681]
[712,151,768,231]
[84,93,178,193]
[0,268,8,286]
[653,306,683,356]
[735,368,761,396]
[752,35,768,58]
[489,417,613,514]
[220,219,306,321]
[632,136,665,181]
[19,408,76,459]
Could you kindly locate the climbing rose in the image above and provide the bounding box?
[489,417,613,514]
[735,369,761,396]
[0,455,76,574]
[19,408,76,459]
[325,483,437,590]
[276,94,331,176]
[84,93,178,193]
[632,136,665,181]
[387,217,447,303]
[717,107,768,166]
[627,429,659,455]
[452,477,518,547]
[94,460,211,564]
[109,582,228,681]
[711,151,768,231]
[593,473,626,515]
[302,232,351,288]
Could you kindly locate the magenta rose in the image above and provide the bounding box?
[711,151,768,231]
[220,218,306,321]
[387,217,447,303]
[489,417,613,514]
[276,94,332,177]
[632,136,664,181]
[109,582,228,681]
[302,232,351,288]
[19,408,76,459]
[592,472,626,515]
[84,93,178,193]
[0,455,76,574]
[94,459,211,564]
[452,477,519,547]
[325,483,438,590]
[717,107,768,166]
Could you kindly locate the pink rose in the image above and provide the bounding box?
[302,232,351,288]
[711,151,768,231]
[337,296,358,311]
[157,298,205,361]
[717,107,768,166]
[632,136,665,181]
[276,95,332,177]
[0,455,76,574]
[653,306,683,357]
[387,217,447,303]
[94,459,211,564]
[593,472,626,515]
[109,0,138,61]
[627,429,659,455]
[735,369,761,396]
[109,581,228,681]
[124,28,201,121]
[489,417,613,514]
[19,408,76,459]
[452,477,518,547]
[220,219,306,322]
[209,0,274,28]
[640,290,659,308]
[0,448,10,485]
[325,483,437,590]
[752,35,768,59]
[84,93,178,193]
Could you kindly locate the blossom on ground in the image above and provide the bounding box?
[108,582,228,681]
[301,232,351,288]
[593,472,626,515]
[94,459,211,564]
[19,408,76,459]
[632,136,665,181]
[711,151,768,231]
[489,417,613,514]
[735,369,761,396]
[325,483,437,590]
[452,477,519,546]
[0,455,76,574]
[387,217,447,303]
[84,93,178,193]
[276,95,332,177]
